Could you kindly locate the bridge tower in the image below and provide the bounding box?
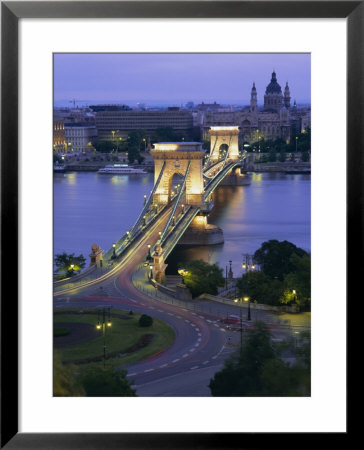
[209,126,240,163]
[151,142,205,206]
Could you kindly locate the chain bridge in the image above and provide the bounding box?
[100,126,249,282]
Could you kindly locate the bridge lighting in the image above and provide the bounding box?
[112,243,116,258]
[96,321,101,330]
[107,320,112,327]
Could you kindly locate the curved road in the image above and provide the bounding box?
[54,207,232,396]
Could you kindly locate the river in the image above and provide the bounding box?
[54,171,310,277]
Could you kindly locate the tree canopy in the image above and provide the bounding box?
[181,260,225,298]
[54,252,86,277]
[209,321,310,396]
[77,365,136,397]
[253,240,307,281]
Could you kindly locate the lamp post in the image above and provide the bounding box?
[112,243,116,259]
[147,244,152,262]
[241,254,256,273]
[295,136,298,152]
[244,296,251,321]
[69,264,74,276]
[149,265,154,280]
[96,307,112,368]
[144,194,147,205]
[234,297,244,356]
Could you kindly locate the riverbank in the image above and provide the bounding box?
[247,162,311,173]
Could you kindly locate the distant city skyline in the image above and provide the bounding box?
[54,53,310,107]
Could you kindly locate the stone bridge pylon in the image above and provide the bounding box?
[209,126,240,163]
[151,142,205,206]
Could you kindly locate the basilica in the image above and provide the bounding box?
[200,71,310,145]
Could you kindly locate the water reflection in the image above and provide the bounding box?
[54,171,310,279]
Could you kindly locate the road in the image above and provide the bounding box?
[54,204,310,396]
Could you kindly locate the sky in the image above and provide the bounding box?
[54,53,310,107]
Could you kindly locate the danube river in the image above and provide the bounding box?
[54,171,310,277]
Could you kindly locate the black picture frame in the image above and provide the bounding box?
[1,1,359,448]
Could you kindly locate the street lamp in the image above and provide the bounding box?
[244,296,251,321]
[234,297,244,356]
[144,194,147,205]
[147,244,152,261]
[96,307,112,368]
[295,136,298,152]
[242,254,256,272]
[149,265,154,279]
[112,243,116,259]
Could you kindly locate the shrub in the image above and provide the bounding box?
[138,314,153,327]
[54,327,71,337]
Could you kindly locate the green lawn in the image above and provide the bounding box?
[54,308,175,368]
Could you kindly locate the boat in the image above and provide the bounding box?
[98,164,147,174]
[53,164,66,172]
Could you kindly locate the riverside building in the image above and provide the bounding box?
[95,109,193,140]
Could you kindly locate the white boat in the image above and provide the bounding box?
[53,164,66,172]
[98,164,147,174]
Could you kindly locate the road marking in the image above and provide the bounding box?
[158,309,163,312]
[172,359,180,363]
[149,306,155,309]
[192,313,197,316]
[214,323,219,327]
[207,320,212,323]
[212,355,218,360]
[159,364,168,368]
[185,319,190,323]
[176,315,182,319]
[189,348,195,353]
[144,369,154,373]
[128,373,137,376]
[220,328,226,332]
[190,366,199,370]
[196,329,200,333]
[167,313,174,316]
[182,354,189,358]
[199,315,204,319]
[202,361,209,365]
[197,338,202,342]
[194,343,200,347]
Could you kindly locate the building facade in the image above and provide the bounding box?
[201,71,310,145]
[95,110,193,140]
[64,123,98,153]
[53,118,66,153]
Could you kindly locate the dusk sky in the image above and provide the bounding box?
[54,53,310,107]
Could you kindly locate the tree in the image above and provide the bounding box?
[127,129,147,151]
[209,321,310,396]
[139,314,153,327]
[93,140,115,153]
[253,240,307,281]
[281,253,311,310]
[127,146,140,164]
[209,322,275,396]
[78,365,136,397]
[236,270,284,306]
[181,260,225,298]
[54,252,86,277]
[153,126,182,142]
[53,352,85,396]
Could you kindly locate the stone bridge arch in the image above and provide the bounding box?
[209,126,240,162]
[151,142,205,206]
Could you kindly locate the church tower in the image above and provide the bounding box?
[250,82,257,113]
[264,70,283,112]
[284,82,291,108]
